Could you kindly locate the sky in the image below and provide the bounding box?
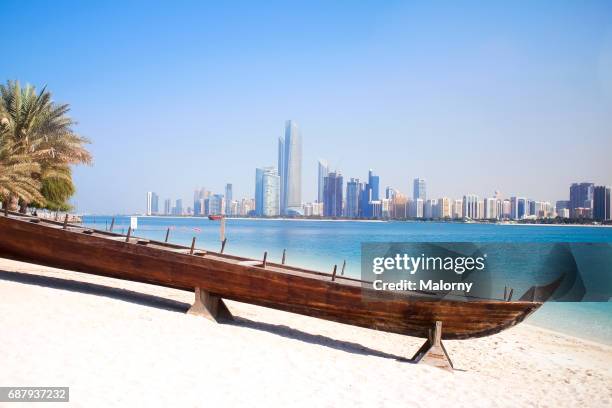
[2,0,612,214]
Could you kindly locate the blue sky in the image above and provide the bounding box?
[2,0,611,214]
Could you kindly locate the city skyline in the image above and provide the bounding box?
[142,121,610,221]
[4,2,610,214]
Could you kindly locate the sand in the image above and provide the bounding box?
[1,258,611,407]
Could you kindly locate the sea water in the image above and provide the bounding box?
[83,216,612,345]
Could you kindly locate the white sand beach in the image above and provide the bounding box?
[1,258,611,407]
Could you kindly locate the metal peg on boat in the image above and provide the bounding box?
[281,249,286,265]
[331,265,338,281]
[190,237,196,255]
[262,251,268,268]
[165,228,171,243]
[221,238,227,254]
[109,217,115,232]
[125,226,132,242]
[341,260,346,276]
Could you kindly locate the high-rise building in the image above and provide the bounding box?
[174,199,183,216]
[570,182,594,217]
[323,172,343,217]
[381,198,391,218]
[193,188,208,216]
[255,167,280,216]
[452,199,463,219]
[385,187,398,199]
[437,197,451,219]
[424,199,437,218]
[359,182,372,217]
[371,200,382,218]
[556,200,570,214]
[307,201,323,216]
[209,194,225,215]
[359,169,380,217]
[345,178,361,218]
[146,192,159,215]
[391,193,408,219]
[532,201,552,219]
[413,178,426,201]
[557,208,570,218]
[484,198,497,219]
[238,198,255,216]
[225,184,233,215]
[593,186,611,221]
[164,199,171,215]
[510,197,527,220]
[502,199,511,219]
[230,201,238,216]
[278,120,302,215]
[368,169,380,201]
[317,160,329,204]
[495,199,504,220]
[463,195,479,219]
[477,200,484,220]
[146,192,152,215]
[409,198,424,218]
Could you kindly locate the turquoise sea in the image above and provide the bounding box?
[83,216,612,345]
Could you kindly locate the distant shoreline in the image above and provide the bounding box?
[81,214,612,227]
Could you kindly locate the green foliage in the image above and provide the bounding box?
[0,80,91,210]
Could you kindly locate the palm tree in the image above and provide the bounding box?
[0,135,43,210]
[0,80,91,211]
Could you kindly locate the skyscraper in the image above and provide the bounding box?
[359,182,371,217]
[323,172,343,217]
[437,197,451,219]
[225,183,233,215]
[391,193,408,219]
[484,197,497,219]
[317,160,329,204]
[345,178,361,218]
[510,197,527,220]
[423,199,436,218]
[359,169,379,218]
[463,194,479,219]
[174,199,183,216]
[409,198,424,218]
[569,182,594,217]
[164,199,171,215]
[278,120,302,215]
[262,172,280,216]
[255,167,280,217]
[368,169,380,201]
[452,199,463,219]
[146,192,159,215]
[593,186,611,221]
[413,178,426,201]
[209,194,225,216]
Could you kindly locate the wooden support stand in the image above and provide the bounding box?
[187,287,234,322]
[412,321,454,371]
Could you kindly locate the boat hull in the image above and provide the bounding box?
[0,214,541,340]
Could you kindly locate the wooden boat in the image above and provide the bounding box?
[0,211,555,369]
